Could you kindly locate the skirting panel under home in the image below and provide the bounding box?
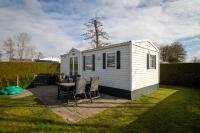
[99,84,159,100]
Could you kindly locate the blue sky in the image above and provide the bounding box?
[0,0,200,61]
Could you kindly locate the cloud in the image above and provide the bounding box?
[0,0,78,58]
[90,0,200,60]
[178,36,200,60]
[99,0,200,42]
[0,0,199,61]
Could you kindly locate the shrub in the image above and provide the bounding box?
[160,63,200,87]
[0,62,60,88]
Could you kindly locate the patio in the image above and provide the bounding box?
[28,85,130,123]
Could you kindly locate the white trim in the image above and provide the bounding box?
[148,54,156,69]
[60,40,159,57]
[61,48,81,57]
[81,40,159,53]
[82,41,131,53]
[130,43,133,92]
[133,39,159,52]
[131,40,159,53]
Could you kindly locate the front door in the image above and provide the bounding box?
[69,56,78,75]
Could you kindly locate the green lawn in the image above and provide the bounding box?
[0,85,200,132]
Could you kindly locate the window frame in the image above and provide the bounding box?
[106,52,116,68]
[148,54,156,69]
[84,55,93,71]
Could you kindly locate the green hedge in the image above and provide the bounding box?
[160,63,200,87]
[0,62,60,89]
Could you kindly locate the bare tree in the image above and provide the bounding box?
[29,46,37,59]
[160,41,186,63]
[25,45,37,59]
[193,57,200,63]
[3,37,15,61]
[82,17,110,48]
[16,32,31,60]
[25,46,31,59]
[37,52,44,59]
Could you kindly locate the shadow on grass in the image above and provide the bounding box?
[67,86,200,132]
[118,85,200,133]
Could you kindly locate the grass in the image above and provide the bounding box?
[0,85,200,132]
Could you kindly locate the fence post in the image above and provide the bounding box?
[17,75,19,86]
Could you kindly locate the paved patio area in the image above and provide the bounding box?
[25,85,130,123]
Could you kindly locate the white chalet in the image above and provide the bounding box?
[60,40,159,99]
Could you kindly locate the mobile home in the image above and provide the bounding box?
[60,40,159,100]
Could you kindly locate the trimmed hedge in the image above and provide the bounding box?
[160,63,200,87]
[0,62,60,89]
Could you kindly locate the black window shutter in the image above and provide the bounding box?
[92,54,95,71]
[83,56,85,71]
[147,53,149,69]
[103,53,106,69]
[117,51,121,69]
[154,55,156,69]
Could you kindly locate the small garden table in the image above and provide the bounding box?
[57,82,75,99]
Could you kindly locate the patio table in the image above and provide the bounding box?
[57,82,75,99]
[57,81,91,99]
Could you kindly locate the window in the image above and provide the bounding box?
[85,56,92,70]
[148,54,156,69]
[107,53,116,68]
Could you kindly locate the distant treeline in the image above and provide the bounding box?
[0,32,44,61]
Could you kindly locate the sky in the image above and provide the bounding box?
[0,0,200,61]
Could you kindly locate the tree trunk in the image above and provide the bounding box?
[94,20,99,48]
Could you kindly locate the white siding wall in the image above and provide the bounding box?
[82,44,132,91]
[132,42,159,91]
[60,55,69,75]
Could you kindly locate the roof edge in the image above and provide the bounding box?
[131,39,159,52]
[61,39,159,56]
[82,41,131,53]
